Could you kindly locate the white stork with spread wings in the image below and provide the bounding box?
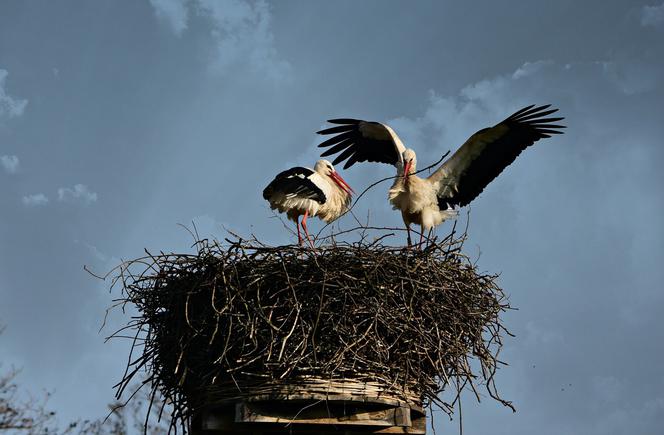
[263,159,354,248]
[317,104,566,246]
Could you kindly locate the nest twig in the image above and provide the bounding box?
[105,227,513,433]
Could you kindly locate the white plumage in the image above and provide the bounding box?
[263,159,353,247]
[388,148,459,242]
[317,105,565,246]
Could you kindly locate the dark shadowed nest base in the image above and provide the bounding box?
[109,231,513,433]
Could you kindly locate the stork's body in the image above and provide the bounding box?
[263,160,353,247]
[388,166,459,245]
[317,105,566,246]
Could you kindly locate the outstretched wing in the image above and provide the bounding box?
[262,167,326,204]
[317,119,406,169]
[431,104,566,208]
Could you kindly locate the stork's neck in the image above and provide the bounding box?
[325,172,353,198]
[404,173,422,187]
[326,174,342,192]
[399,163,417,178]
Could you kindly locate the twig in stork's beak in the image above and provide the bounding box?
[331,171,355,195]
[403,161,412,180]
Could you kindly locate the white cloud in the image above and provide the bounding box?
[386,63,560,154]
[641,3,664,26]
[57,184,98,204]
[512,60,554,80]
[386,57,661,159]
[600,60,660,95]
[149,0,189,36]
[1,155,19,174]
[149,0,290,81]
[198,0,290,80]
[74,239,109,262]
[0,69,28,118]
[591,396,664,435]
[22,193,49,207]
[524,320,564,346]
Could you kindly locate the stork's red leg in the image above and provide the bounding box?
[301,210,315,249]
[296,216,303,246]
[406,225,412,248]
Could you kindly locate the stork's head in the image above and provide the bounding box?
[315,159,354,196]
[401,148,417,180]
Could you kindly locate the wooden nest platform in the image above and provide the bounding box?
[193,377,426,434]
[109,231,513,433]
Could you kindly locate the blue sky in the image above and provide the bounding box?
[1,1,663,433]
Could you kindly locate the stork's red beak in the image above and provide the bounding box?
[331,171,354,195]
[403,161,412,180]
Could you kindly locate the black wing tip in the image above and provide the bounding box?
[320,148,338,157]
[316,118,363,134]
[505,104,536,120]
[327,118,362,125]
[316,125,358,135]
[508,104,567,131]
[508,104,558,120]
[329,154,356,169]
[317,133,348,148]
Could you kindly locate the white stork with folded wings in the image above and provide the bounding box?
[317,105,566,246]
[263,159,354,248]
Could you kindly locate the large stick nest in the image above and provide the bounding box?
[109,230,513,432]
